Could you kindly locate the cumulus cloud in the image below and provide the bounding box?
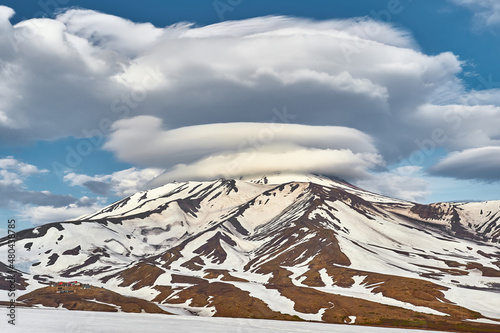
[429,147,500,181]
[5,166,164,225]
[0,156,102,223]
[450,0,500,26]
[0,157,54,207]
[17,198,106,225]
[64,167,163,197]
[0,156,47,177]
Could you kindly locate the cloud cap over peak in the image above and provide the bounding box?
[103,116,384,187]
[104,116,378,167]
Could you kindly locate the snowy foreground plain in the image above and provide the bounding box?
[1,308,452,333]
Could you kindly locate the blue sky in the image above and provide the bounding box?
[0,0,499,233]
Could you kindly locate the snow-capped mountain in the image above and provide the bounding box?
[1,174,500,332]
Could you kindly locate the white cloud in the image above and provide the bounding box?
[0,6,497,201]
[148,147,383,188]
[0,169,23,188]
[64,167,163,197]
[462,88,500,105]
[0,156,101,224]
[57,8,164,58]
[0,156,48,190]
[413,104,500,151]
[450,0,500,26]
[0,7,465,163]
[356,166,430,202]
[18,198,106,225]
[104,116,378,167]
[0,156,48,176]
[429,147,500,181]
[0,6,14,31]
[102,116,383,187]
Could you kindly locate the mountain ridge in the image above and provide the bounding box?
[1,173,500,332]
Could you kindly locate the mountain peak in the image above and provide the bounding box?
[2,173,500,332]
[238,172,351,188]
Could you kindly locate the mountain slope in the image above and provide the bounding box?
[1,174,499,332]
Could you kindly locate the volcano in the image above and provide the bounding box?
[1,174,500,332]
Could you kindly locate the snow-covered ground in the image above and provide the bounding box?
[1,174,499,330]
[0,308,452,333]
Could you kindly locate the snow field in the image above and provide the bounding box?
[0,308,456,333]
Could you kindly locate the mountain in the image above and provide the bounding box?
[1,174,500,332]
